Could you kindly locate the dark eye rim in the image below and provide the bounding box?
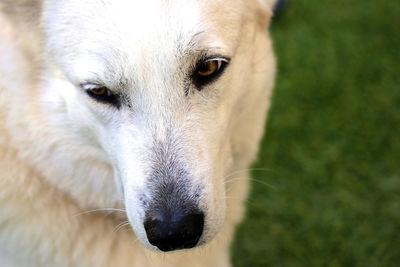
[81,84,121,108]
[191,56,230,90]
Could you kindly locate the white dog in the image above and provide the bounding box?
[0,0,276,266]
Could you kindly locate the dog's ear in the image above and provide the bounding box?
[253,0,278,27]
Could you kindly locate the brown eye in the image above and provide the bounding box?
[89,87,108,96]
[82,84,121,107]
[197,60,220,76]
[191,57,230,90]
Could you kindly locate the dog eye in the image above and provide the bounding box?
[83,85,121,107]
[197,59,223,76]
[192,57,230,90]
[90,87,108,96]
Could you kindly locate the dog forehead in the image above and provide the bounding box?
[45,0,236,49]
[45,0,244,52]
[43,0,244,84]
[99,0,203,45]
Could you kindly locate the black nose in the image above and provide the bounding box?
[144,210,204,252]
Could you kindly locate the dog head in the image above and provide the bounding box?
[10,0,276,252]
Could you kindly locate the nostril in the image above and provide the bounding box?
[144,210,204,252]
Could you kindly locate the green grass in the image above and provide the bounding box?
[231,1,400,266]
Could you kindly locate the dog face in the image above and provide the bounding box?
[39,0,275,252]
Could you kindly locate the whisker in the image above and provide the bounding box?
[74,208,127,217]
[224,167,272,180]
[224,176,276,190]
[113,221,131,233]
[249,178,276,190]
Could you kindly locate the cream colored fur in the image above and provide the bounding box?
[0,0,276,266]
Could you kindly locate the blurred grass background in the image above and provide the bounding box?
[231,0,400,266]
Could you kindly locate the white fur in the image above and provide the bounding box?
[0,0,276,266]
